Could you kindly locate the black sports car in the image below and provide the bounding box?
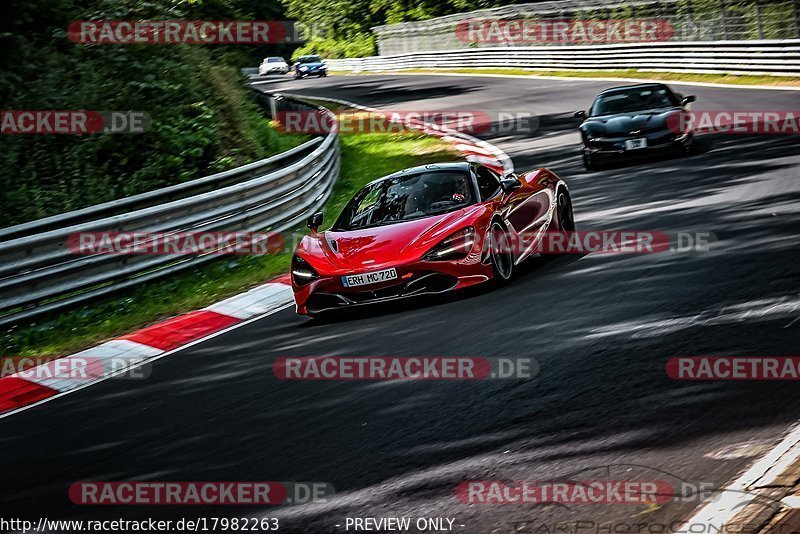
[574,83,696,170]
[293,55,327,79]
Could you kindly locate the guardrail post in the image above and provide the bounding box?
[684,0,696,41]
[794,0,800,38]
[269,96,278,120]
[755,3,764,39]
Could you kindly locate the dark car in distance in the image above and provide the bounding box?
[293,55,327,79]
[575,83,697,170]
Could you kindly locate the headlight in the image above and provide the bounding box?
[299,66,308,71]
[292,255,319,285]
[423,227,476,261]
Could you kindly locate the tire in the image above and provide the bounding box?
[546,189,576,258]
[582,152,599,171]
[489,221,514,282]
[556,189,576,232]
[683,134,697,156]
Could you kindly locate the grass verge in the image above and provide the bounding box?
[332,68,800,88]
[2,131,458,359]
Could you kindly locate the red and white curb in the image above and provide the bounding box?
[0,277,294,419]
[271,91,514,176]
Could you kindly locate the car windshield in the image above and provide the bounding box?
[591,87,678,116]
[267,58,283,63]
[333,171,474,231]
[298,56,321,64]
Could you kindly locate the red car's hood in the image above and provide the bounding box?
[302,207,481,273]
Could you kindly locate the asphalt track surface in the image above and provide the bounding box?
[2,74,799,534]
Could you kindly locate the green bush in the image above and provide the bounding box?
[0,0,285,228]
[292,33,376,59]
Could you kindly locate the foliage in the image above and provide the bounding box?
[279,0,498,57]
[292,33,375,59]
[0,0,287,227]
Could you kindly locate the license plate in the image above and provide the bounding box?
[625,138,648,150]
[342,268,398,288]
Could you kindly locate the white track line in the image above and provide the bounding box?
[679,422,800,530]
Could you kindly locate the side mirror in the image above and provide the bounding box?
[307,211,323,232]
[574,110,587,120]
[500,175,522,193]
[681,95,696,105]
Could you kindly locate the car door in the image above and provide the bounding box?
[475,165,553,262]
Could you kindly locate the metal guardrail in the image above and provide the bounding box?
[327,40,800,77]
[373,0,800,54]
[0,92,340,327]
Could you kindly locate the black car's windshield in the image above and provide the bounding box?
[333,171,474,231]
[591,87,678,116]
[298,56,321,64]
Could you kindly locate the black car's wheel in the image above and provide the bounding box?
[489,221,514,282]
[682,133,697,156]
[582,152,600,171]
[556,189,576,232]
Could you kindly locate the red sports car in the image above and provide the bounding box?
[291,162,574,317]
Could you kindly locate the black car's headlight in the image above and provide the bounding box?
[423,227,476,261]
[292,255,319,285]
